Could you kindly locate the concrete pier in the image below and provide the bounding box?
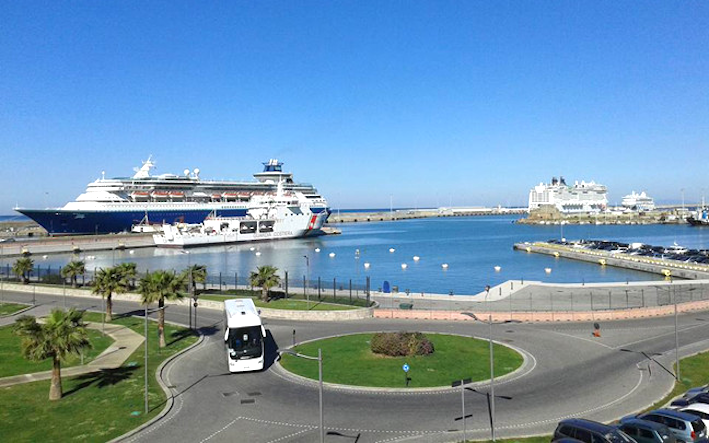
[514,241,709,280]
[0,233,155,257]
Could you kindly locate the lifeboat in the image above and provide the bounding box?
[211,193,222,201]
[169,191,185,200]
[131,191,150,201]
[151,191,169,201]
[222,192,239,201]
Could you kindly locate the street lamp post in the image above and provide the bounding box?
[279,348,323,443]
[303,255,310,309]
[451,378,473,442]
[673,279,680,381]
[144,305,166,414]
[180,250,192,330]
[461,311,518,442]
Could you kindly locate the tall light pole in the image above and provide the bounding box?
[303,255,310,308]
[145,305,166,414]
[181,250,192,330]
[461,311,518,442]
[451,378,474,442]
[673,278,680,381]
[355,249,360,296]
[279,348,323,443]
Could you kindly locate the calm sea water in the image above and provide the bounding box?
[24,215,709,295]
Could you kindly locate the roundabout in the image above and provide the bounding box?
[278,332,525,389]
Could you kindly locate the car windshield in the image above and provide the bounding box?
[605,430,635,443]
[227,326,262,359]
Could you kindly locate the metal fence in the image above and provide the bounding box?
[0,264,373,306]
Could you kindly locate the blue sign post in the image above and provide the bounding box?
[403,363,410,387]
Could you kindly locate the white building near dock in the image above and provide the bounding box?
[528,177,608,213]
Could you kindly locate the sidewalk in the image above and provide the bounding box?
[0,320,145,388]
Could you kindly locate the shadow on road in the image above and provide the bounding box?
[264,330,280,370]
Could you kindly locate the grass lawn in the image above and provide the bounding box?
[0,325,114,377]
[0,311,198,443]
[200,293,358,310]
[0,302,28,316]
[645,352,709,412]
[281,333,524,388]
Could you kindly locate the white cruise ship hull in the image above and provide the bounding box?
[154,211,328,248]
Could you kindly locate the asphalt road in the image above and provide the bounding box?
[3,290,709,443]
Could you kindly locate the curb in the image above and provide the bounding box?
[272,330,534,394]
[108,331,205,443]
[0,303,35,319]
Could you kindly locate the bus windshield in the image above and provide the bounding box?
[227,326,263,359]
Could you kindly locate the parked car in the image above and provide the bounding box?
[554,418,636,443]
[622,409,707,443]
[679,404,709,429]
[618,418,677,443]
[672,394,709,408]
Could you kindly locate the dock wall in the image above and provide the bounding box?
[513,242,709,280]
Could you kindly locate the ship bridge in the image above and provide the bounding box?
[253,159,294,184]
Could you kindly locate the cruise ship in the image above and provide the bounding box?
[15,158,330,235]
[621,191,655,212]
[528,176,608,213]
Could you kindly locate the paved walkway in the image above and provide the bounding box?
[0,312,145,388]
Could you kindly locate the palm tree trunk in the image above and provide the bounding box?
[262,287,268,302]
[158,297,166,348]
[72,276,77,288]
[106,293,113,322]
[49,356,62,400]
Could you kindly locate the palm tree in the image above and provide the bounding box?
[138,270,186,348]
[91,267,129,322]
[249,265,281,302]
[61,260,85,288]
[180,264,207,296]
[115,262,137,290]
[13,308,91,400]
[12,257,34,284]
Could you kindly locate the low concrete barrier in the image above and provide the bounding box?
[2,283,375,321]
[374,299,709,322]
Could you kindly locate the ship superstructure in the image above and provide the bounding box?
[154,180,328,247]
[528,176,607,213]
[621,191,655,212]
[15,158,329,235]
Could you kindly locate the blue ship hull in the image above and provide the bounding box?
[16,208,249,235]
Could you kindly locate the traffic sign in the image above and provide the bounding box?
[402,363,409,373]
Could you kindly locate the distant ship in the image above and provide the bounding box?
[528,176,607,213]
[621,191,655,212]
[15,158,330,235]
[687,205,709,227]
[154,181,327,247]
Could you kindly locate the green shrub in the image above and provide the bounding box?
[371,332,434,357]
[42,274,65,284]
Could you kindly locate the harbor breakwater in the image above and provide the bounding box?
[326,207,526,223]
[515,241,709,280]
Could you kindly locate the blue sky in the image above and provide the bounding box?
[1,1,707,213]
